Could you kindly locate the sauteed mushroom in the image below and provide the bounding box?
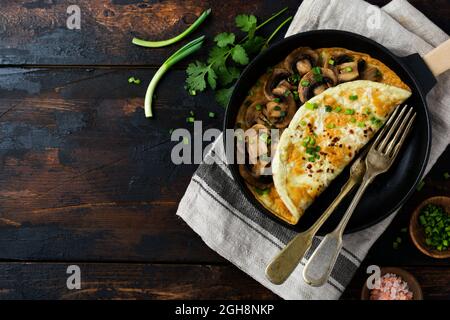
[283,47,319,76]
[323,52,360,82]
[264,86,297,128]
[358,59,383,81]
[336,61,359,82]
[245,100,269,127]
[238,124,273,189]
[298,67,338,103]
[264,68,291,100]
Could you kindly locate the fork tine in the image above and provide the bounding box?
[390,112,416,159]
[377,106,408,152]
[385,107,415,156]
[372,105,401,148]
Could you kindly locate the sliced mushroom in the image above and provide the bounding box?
[323,52,355,68]
[336,61,359,82]
[264,86,297,128]
[298,68,338,103]
[264,68,291,100]
[284,47,319,76]
[238,124,273,189]
[245,100,269,128]
[358,59,383,81]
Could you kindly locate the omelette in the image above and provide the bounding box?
[272,80,411,221]
[235,46,412,225]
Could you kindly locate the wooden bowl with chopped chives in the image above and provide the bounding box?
[409,196,450,259]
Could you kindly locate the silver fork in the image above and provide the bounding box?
[302,105,416,287]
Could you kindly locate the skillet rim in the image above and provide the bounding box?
[223,29,431,234]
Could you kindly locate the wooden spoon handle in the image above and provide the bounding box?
[423,38,450,77]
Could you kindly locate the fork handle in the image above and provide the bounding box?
[303,176,373,286]
[265,179,357,285]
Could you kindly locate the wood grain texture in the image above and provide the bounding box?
[0,262,279,299]
[0,0,448,65]
[0,0,449,300]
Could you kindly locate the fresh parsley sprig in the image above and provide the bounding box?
[185,7,291,107]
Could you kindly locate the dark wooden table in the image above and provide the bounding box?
[0,0,448,300]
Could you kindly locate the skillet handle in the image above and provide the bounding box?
[423,39,450,77]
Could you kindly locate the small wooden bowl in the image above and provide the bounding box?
[361,267,423,300]
[409,196,450,259]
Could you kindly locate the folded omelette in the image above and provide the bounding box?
[272,80,411,222]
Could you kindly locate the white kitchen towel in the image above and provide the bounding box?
[177,0,450,299]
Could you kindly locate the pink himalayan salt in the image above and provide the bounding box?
[369,273,414,300]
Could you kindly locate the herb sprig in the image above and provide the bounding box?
[185,7,292,107]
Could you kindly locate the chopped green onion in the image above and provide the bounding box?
[132,8,211,48]
[186,117,195,123]
[350,117,357,123]
[312,67,321,75]
[274,106,281,111]
[145,36,205,117]
[334,106,342,113]
[344,66,353,72]
[300,80,310,87]
[189,89,197,96]
[293,91,300,101]
[305,102,318,110]
[208,112,215,118]
[326,123,336,129]
[328,59,335,65]
[344,108,355,115]
[349,94,358,100]
[128,76,141,84]
[273,98,281,103]
[300,120,307,126]
[314,74,323,82]
[255,104,263,111]
[325,105,333,112]
[357,121,365,127]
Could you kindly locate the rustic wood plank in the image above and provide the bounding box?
[0,262,279,299]
[0,67,224,262]
[0,0,447,66]
[0,262,447,299]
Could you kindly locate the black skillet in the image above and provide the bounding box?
[224,30,443,235]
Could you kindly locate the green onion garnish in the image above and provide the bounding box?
[273,98,281,103]
[326,123,336,129]
[344,67,353,72]
[132,9,211,48]
[208,112,215,118]
[419,203,450,251]
[255,104,263,111]
[357,121,365,127]
[186,117,195,123]
[305,102,318,110]
[312,67,321,75]
[128,76,141,84]
[328,59,335,65]
[145,36,205,118]
[349,94,358,100]
[344,108,355,115]
[325,105,333,112]
[300,80,310,87]
[334,106,342,113]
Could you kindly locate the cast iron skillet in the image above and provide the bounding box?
[224,30,437,235]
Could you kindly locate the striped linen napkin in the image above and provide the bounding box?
[177,0,450,299]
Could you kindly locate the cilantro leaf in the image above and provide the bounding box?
[186,61,209,91]
[217,65,240,86]
[242,35,265,55]
[215,85,235,108]
[235,14,257,38]
[207,67,217,89]
[230,45,249,65]
[214,32,236,48]
[207,46,230,67]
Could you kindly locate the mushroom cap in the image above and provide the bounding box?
[336,61,359,82]
[298,67,338,103]
[264,68,291,100]
[245,100,269,128]
[284,47,319,75]
[264,86,297,129]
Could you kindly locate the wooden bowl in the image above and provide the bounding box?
[409,196,450,259]
[361,267,423,300]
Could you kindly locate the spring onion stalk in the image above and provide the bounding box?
[240,7,289,44]
[262,16,293,49]
[133,9,211,48]
[145,36,205,118]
